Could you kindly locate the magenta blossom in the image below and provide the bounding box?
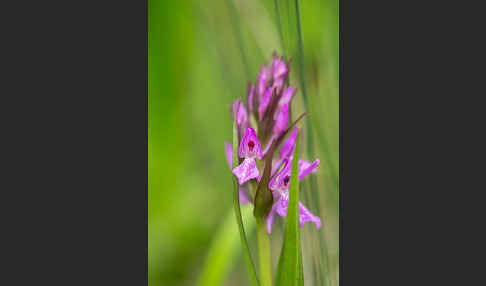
[232,128,262,185]
[272,127,298,175]
[225,141,251,204]
[253,54,289,122]
[257,65,268,103]
[279,86,295,107]
[224,52,322,235]
[258,87,273,119]
[247,85,255,114]
[269,55,289,93]
[233,99,248,129]
[266,158,321,233]
[272,103,289,137]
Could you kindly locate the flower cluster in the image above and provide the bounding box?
[225,53,321,233]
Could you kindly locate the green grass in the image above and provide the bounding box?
[149,0,339,285]
[275,133,303,286]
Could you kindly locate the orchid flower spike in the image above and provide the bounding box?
[232,128,262,185]
[223,52,323,234]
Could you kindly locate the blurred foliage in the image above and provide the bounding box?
[149,0,338,285]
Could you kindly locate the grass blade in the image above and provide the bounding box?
[273,0,286,57]
[256,217,273,286]
[297,244,304,286]
[275,132,303,286]
[227,0,250,80]
[197,206,256,286]
[232,114,260,286]
[272,0,298,60]
[293,1,334,284]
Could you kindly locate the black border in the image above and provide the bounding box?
[3,0,149,284]
[6,0,479,284]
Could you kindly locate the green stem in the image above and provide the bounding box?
[256,217,272,286]
[232,103,259,286]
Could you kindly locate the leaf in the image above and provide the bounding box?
[255,217,273,286]
[274,0,298,60]
[253,145,274,219]
[275,132,304,286]
[297,244,304,286]
[293,1,334,285]
[197,206,256,286]
[232,110,260,286]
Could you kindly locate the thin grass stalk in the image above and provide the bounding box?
[227,0,250,80]
[256,217,273,286]
[273,0,286,58]
[197,206,256,286]
[232,112,260,286]
[275,133,303,286]
[311,118,339,189]
[294,1,333,285]
[192,1,243,98]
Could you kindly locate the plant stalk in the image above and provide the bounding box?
[256,216,272,286]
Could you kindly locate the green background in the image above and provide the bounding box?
[149,0,338,285]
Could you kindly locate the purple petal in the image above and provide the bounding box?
[272,57,288,81]
[273,104,289,136]
[238,127,262,159]
[232,99,241,120]
[258,87,272,119]
[273,78,285,94]
[239,106,248,128]
[225,141,233,168]
[271,156,284,176]
[232,158,260,185]
[269,55,278,71]
[298,159,319,180]
[232,99,248,127]
[271,195,322,230]
[279,86,295,106]
[239,188,250,204]
[248,85,255,114]
[279,127,298,160]
[271,57,288,92]
[268,158,290,191]
[257,64,268,100]
[275,194,289,218]
[298,202,322,229]
[269,56,279,76]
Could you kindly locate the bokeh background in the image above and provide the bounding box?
[149,0,338,285]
